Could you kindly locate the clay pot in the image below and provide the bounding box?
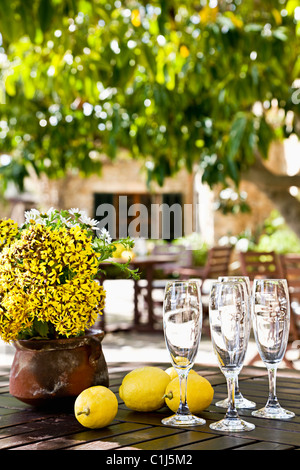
[9,328,109,407]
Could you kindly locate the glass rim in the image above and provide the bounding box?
[210,281,248,295]
[218,276,250,279]
[165,279,201,284]
[211,280,246,286]
[217,278,250,284]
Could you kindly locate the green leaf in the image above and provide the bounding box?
[257,117,275,159]
[17,3,36,42]
[227,113,248,160]
[38,0,53,33]
[273,27,288,41]
[0,0,16,42]
[244,24,263,33]
[226,158,239,185]
[33,320,50,338]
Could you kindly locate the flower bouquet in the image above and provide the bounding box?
[0,208,139,405]
[0,208,138,343]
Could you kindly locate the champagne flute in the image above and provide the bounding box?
[161,279,205,427]
[215,276,256,409]
[251,279,295,420]
[209,281,255,432]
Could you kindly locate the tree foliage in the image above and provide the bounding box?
[0,0,299,194]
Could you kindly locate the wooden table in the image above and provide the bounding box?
[1,362,300,451]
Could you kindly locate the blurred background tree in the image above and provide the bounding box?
[0,0,300,231]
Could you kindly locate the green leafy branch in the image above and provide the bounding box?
[92,236,140,280]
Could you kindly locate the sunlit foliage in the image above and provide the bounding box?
[0,0,299,192]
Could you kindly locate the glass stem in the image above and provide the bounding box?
[225,375,239,420]
[235,376,242,399]
[266,366,280,410]
[178,371,190,416]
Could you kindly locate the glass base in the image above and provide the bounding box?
[161,413,206,427]
[209,417,255,432]
[252,406,295,420]
[215,395,256,409]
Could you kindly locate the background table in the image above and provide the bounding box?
[98,255,178,331]
[0,363,299,451]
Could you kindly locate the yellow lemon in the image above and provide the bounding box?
[119,366,171,412]
[74,386,118,429]
[112,243,125,258]
[165,366,198,380]
[121,250,135,261]
[173,356,190,367]
[165,374,214,414]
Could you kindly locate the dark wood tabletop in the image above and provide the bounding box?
[0,362,300,452]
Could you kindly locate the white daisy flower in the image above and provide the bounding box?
[24,209,43,224]
[46,207,57,216]
[68,208,84,217]
[99,227,112,244]
[59,216,72,227]
[79,212,99,229]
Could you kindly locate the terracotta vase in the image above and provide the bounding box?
[9,328,109,407]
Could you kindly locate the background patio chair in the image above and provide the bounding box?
[280,254,300,343]
[239,250,284,280]
[177,245,234,292]
[137,245,233,332]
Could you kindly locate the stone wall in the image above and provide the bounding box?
[25,154,195,240]
[34,157,194,213]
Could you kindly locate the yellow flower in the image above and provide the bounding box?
[0,219,18,251]
[0,223,106,342]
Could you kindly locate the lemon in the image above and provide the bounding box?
[173,356,190,367]
[119,366,171,412]
[165,374,214,414]
[165,366,198,380]
[121,250,135,261]
[112,243,125,258]
[74,386,118,429]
